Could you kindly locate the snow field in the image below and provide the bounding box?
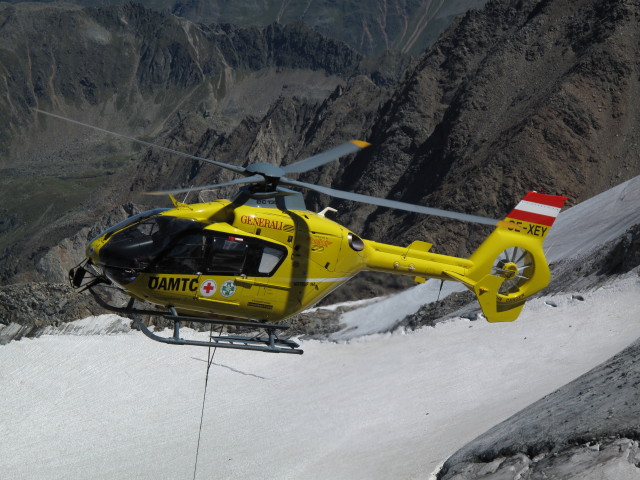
[330,279,466,340]
[2,277,640,480]
[545,175,640,262]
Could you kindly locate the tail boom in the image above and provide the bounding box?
[359,191,568,323]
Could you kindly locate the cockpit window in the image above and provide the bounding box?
[97,208,170,242]
[208,237,248,275]
[100,216,203,270]
[151,232,208,274]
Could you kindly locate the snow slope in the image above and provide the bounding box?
[330,279,466,341]
[2,176,640,480]
[2,282,640,480]
[545,174,640,262]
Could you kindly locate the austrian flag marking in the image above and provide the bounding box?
[199,279,217,297]
[507,192,569,227]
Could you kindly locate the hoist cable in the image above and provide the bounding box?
[192,323,224,480]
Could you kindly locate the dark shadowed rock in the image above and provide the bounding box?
[438,333,640,479]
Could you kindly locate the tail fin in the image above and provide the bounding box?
[447,192,569,322]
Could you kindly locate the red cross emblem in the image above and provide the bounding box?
[199,279,217,297]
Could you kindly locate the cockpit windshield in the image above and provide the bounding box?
[92,208,171,244]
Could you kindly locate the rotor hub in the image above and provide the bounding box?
[492,247,534,296]
[244,162,285,179]
[498,261,519,280]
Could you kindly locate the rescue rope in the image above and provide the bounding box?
[192,324,224,480]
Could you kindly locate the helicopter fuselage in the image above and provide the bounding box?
[86,198,472,322]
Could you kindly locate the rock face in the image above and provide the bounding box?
[327,0,640,258]
[431,218,640,479]
[0,282,101,328]
[0,2,362,283]
[440,438,640,479]
[3,0,490,56]
[133,0,640,258]
[0,2,361,149]
[123,0,640,297]
[437,333,640,479]
[170,0,491,56]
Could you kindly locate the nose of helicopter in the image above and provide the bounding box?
[84,226,150,286]
[84,225,136,269]
[86,236,105,265]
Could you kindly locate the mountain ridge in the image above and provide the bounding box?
[3,0,491,56]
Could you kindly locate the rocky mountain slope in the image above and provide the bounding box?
[434,175,640,479]
[0,1,364,282]
[170,0,491,56]
[333,0,640,254]
[2,0,640,319]
[5,0,490,56]
[438,334,640,479]
[101,0,640,297]
[121,0,640,256]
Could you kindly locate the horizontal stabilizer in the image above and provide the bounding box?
[474,274,525,322]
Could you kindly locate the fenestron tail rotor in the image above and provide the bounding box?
[34,109,500,226]
[491,246,534,295]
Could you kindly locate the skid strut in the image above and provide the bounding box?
[71,275,303,354]
[133,310,303,355]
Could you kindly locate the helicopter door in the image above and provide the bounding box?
[197,234,288,319]
[196,236,249,309]
[144,230,209,306]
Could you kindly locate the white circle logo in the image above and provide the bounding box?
[199,279,217,297]
[220,280,237,297]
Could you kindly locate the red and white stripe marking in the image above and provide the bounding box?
[507,192,569,226]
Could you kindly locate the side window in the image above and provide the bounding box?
[152,232,207,274]
[258,247,285,274]
[204,234,287,277]
[242,244,286,276]
[208,237,248,275]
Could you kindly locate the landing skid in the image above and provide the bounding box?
[134,311,303,354]
[71,267,303,354]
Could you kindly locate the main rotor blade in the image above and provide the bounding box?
[147,175,265,196]
[282,140,370,174]
[282,178,499,226]
[34,109,247,175]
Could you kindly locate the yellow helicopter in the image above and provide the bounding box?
[38,110,568,355]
